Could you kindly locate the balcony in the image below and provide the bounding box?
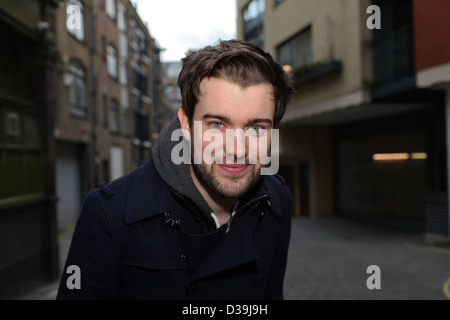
[292,60,342,88]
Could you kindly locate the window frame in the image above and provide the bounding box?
[107,44,118,79]
[68,60,88,118]
[106,0,116,20]
[0,101,45,203]
[277,25,313,72]
[242,0,265,48]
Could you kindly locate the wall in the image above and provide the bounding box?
[413,0,450,71]
[264,0,369,112]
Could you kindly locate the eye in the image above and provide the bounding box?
[211,122,224,129]
[248,124,268,137]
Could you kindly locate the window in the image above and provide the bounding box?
[119,61,127,85]
[132,64,147,96]
[67,0,85,41]
[69,60,87,117]
[119,33,128,60]
[110,145,124,181]
[243,0,265,48]
[131,21,147,57]
[277,26,313,71]
[107,44,118,79]
[0,102,44,201]
[106,0,116,19]
[110,99,119,133]
[135,111,149,142]
[118,3,126,31]
[372,0,414,89]
[121,85,129,136]
[121,86,129,107]
[118,4,128,59]
[243,0,265,21]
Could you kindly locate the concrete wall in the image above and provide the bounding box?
[245,0,373,115]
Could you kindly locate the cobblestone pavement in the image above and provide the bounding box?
[18,216,450,300]
[284,217,450,300]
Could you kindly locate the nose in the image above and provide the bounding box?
[235,130,246,160]
[225,129,246,163]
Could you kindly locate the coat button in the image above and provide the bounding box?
[185,283,198,298]
[254,273,264,287]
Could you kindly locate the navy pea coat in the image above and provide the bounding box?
[56,158,292,300]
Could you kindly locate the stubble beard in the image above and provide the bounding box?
[191,161,262,199]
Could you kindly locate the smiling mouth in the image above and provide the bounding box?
[217,164,249,175]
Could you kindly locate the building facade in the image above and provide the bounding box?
[0,0,60,298]
[237,0,450,241]
[54,0,162,230]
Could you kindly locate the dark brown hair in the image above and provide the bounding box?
[178,39,294,128]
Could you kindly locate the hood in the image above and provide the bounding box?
[151,117,216,230]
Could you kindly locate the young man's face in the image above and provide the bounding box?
[179,77,275,199]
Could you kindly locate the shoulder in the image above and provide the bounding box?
[79,159,157,221]
[264,174,291,198]
[87,159,170,224]
[96,163,145,197]
[93,159,160,201]
[263,173,292,214]
[79,166,144,224]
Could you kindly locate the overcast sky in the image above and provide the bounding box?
[133,0,237,62]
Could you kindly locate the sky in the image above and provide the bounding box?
[133,0,237,62]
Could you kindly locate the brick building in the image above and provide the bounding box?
[54,0,164,230]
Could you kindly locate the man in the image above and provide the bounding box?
[57,40,294,300]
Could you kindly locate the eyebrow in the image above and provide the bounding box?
[201,113,273,127]
[201,114,230,123]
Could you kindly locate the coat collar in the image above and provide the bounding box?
[124,159,172,224]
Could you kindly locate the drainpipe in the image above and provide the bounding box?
[89,0,99,186]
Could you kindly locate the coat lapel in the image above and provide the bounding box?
[179,212,259,283]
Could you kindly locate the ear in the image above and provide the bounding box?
[177,106,191,141]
